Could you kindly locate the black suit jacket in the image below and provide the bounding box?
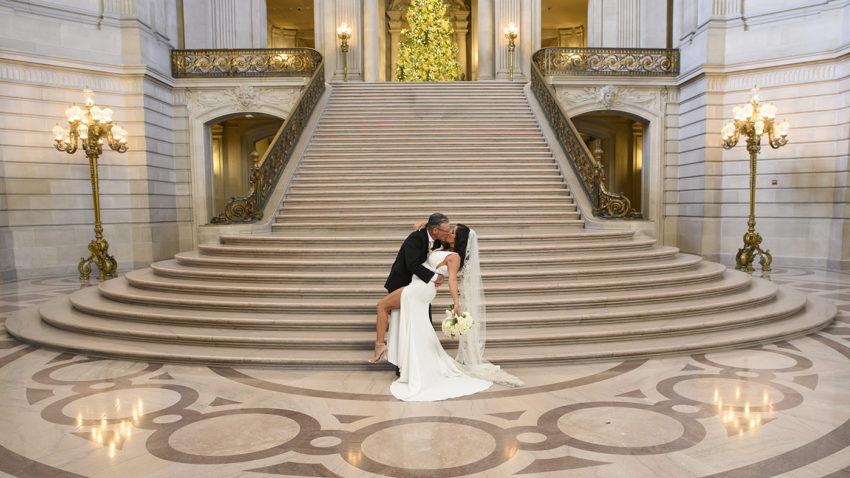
[384,229,439,293]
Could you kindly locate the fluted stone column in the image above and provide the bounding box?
[453,10,470,80]
[494,0,540,81]
[477,0,495,79]
[387,10,404,81]
[183,0,267,48]
[363,0,380,82]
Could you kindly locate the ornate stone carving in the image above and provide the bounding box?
[557,85,662,114]
[228,85,259,110]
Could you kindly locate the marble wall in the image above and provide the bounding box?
[667,0,849,270]
[0,0,188,281]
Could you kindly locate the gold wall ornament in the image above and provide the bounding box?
[535,47,679,77]
[721,86,789,276]
[210,59,326,224]
[530,50,641,219]
[171,48,322,78]
[504,23,518,81]
[336,23,353,82]
[52,88,129,281]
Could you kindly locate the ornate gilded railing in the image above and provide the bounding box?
[172,48,323,78]
[535,47,678,77]
[209,54,325,224]
[530,49,641,218]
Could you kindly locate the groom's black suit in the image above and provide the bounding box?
[384,228,440,293]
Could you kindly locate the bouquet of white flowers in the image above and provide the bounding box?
[441,305,474,339]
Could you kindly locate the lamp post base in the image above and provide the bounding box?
[78,237,117,281]
[735,229,772,278]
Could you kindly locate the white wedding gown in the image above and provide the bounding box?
[386,250,492,401]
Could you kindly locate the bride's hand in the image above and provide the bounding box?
[413,220,427,230]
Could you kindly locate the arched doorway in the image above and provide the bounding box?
[572,111,647,214]
[207,114,284,218]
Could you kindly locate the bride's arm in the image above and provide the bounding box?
[412,220,427,230]
[445,254,461,312]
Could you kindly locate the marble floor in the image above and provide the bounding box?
[1,268,849,477]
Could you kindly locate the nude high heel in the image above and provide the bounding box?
[368,342,388,363]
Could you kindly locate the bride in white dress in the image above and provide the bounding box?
[384,225,523,402]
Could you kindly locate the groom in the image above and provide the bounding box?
[384,212,452,293]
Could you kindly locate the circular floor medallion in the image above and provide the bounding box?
[361,422,496,470]
[168,412,300,457]
[557,406,684,448]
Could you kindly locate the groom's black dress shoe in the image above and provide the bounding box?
[394,366,400,377]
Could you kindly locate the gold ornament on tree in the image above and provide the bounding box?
[395,0,461,81]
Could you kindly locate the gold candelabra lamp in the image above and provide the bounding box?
[52,88,129,281]
[720,86,789,276]
[336,23,353,82]
[504,23,518,82]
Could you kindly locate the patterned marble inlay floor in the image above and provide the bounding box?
[1,267,849,477]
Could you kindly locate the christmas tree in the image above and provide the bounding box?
[395,0,461,81]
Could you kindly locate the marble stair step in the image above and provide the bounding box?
[313,120,541,128]
[174,246,675,270]
[9,290,833,368]
[99,267,746,312]
[217,231,636,247]
[200,237,655,257]
[297,161,557,170]
[305,142,549,150]
[281,195,573,206]
[313,126,542,133]
[311,130,543,137]
[285,179,565,190]
[270,220,585,233]
[275,209,580,221]
[38,288,806,349]
[150,255,702,284]
[290,172,561,182]
[122,261,726,301]
[273,213,582,225]
[282,189,571,199]
[65,276,779,329]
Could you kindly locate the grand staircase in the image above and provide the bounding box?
[5,82,835,368]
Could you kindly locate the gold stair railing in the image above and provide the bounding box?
[172,48,322,77]
[529,47,678,218]
[170,49,324,224]
[537,46,679,77]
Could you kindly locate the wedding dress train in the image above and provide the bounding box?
[387,250,492,401]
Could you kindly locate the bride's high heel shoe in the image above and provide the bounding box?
[368,342,388,363]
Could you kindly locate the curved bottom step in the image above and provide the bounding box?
[4,289,836,369]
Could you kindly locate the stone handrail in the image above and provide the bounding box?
[530,49,641,218]
[200,51,325,224]
[171,48,323,78]
[534,46,679,77]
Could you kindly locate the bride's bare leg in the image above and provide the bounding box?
[370,288,403,362]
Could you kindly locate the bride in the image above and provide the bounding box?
[374,224,523,402]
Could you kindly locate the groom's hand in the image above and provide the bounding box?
[434,274,444,287]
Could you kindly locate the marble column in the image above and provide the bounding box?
[387,10,404,81]
[494,0,539,81]
[333,0,363,81]
[477,0,495,79]
[453,10,470,80]
[363,0,380,82]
